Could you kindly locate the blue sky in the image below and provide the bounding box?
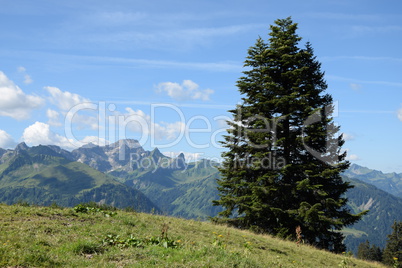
[0,0,402,172]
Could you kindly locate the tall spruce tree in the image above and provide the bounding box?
[213,17,364,253]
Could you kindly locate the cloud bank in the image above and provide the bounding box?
[0,72,44,120]
[156,80,214,101]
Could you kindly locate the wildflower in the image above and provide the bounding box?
[176,240,182,243]
[393,257,398,260]
[218,234,224,238]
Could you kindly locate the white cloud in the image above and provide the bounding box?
[351,25,402,35]
[17,66,33,84]
[45,86,99,130]
[22,122,76,150]
[89,11,147,26]
[77,18,260,51]
[72,113,100,130]
[79,55,241,72]
[153,121,186,141]
[0,71,44,120]
[123,107,185,141]
[306,12,380,21]
[45,86,90,111]
[349,83,362,91]
[346,154,360,161]
[22,121,106,150]
[327,75,402,88]
[46,109,62,126]
[156,80,214,101]
[344,148,360,161]
[0,129,17,149]
[342,133,355,141]
[398,106,402,122]
[23,74,33,85]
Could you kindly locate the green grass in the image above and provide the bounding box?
[0,203,386,267]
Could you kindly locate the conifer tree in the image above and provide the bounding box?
[213,17,364,253]
[383,221,402,267]
[357,240,382,262]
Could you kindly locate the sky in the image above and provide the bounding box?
[0,0,402,172]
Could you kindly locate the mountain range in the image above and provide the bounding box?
[0,141,157,212]
[344,163,402,198]
[1,139,401,253]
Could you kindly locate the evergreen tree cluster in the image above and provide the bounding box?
[383,221,402,267]
[357,240,382,262]
[213,17,364,253]
[356,221,402,267]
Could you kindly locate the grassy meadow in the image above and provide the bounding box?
[0,203,386,267]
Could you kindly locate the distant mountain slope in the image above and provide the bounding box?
[344,177,402,252]
[69,139,221,219]
[127,159,223,219]
[0,143,158,212]
[343,164,402,198]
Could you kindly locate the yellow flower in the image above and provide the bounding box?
[393,257,398,260]
[176,240,182,243]
[218,234,224,238]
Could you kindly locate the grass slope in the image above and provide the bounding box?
[0,203,385,267]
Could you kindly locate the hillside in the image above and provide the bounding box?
[344,177,402,252]
[0,203,385,267]
[125,159,223,219]
[0,143,157,212]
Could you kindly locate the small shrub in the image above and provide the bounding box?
[124,206,136,213]
[101,234,179,249]
[16,200,30,207]
[49,202,62,209]
[73,203,117,217]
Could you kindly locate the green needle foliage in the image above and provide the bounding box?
[383,221,402,267]
[213,17,365,253]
